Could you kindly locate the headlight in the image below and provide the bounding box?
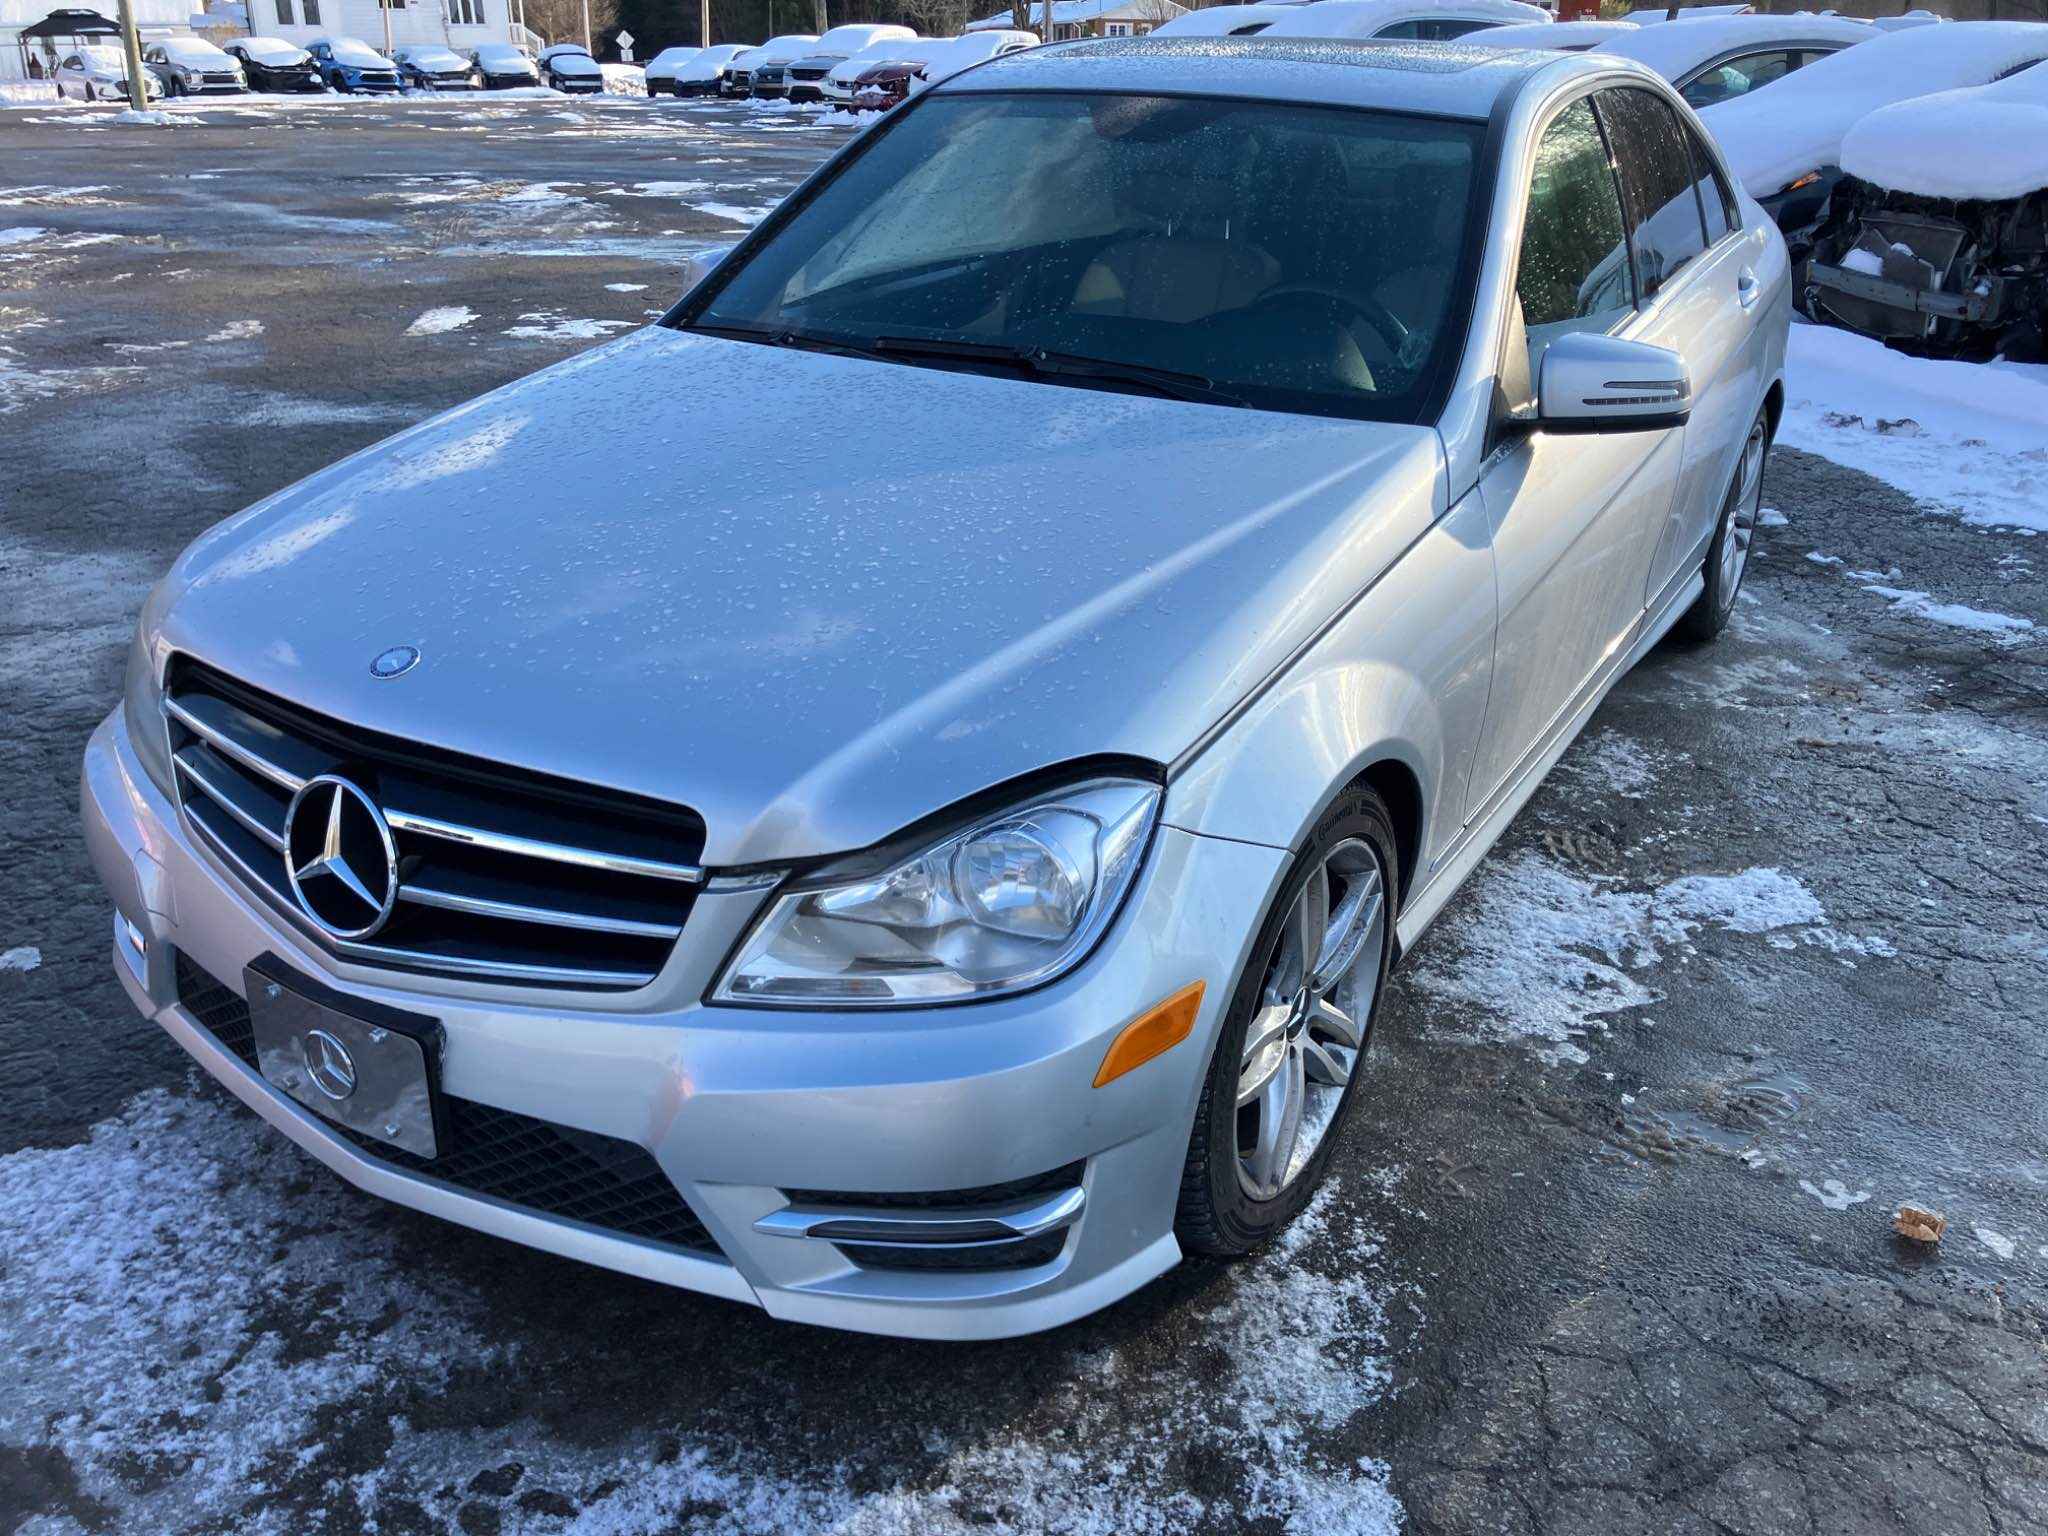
[712,777,1160,1007]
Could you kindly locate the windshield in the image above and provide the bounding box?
[685,92,1483,423]
[330,40,387,65]
[477,44,528,62]
[407,47,464,67]
[165,40,227,62]
[81,45,125,69]
[551,49,600,71]
[243,38,307,62]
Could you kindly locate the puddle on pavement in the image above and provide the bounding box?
[1602,1070,1813,1171]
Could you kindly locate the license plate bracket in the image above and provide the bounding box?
[245,954,446,1160]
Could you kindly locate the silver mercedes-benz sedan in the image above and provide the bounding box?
[83,38,1788,1338]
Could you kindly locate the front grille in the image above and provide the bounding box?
[163,656,705,990]
[175,953,722,1256]
[790,66,829,80]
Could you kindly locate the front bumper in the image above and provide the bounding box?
[82,706,1283,1338]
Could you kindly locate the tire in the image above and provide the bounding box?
[1677,407,1770,644]
[1176,786,1399,1257]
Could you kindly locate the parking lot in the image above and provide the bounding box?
[3,93,2046,1536]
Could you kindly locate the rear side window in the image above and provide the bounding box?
[1515,99,1634,367]
[1375,17,1497,40]
[1683,121,1740,241]
[1597,88,1709,302]
[1679,49,1794,110]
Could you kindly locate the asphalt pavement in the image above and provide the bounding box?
[1,94,2043,1536]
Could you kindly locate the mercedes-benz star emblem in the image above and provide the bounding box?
[370,645,421,680]
[283,775,399,940]
[302,1028,359,1101]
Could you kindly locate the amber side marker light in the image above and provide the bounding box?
[1093,980,1206,1088]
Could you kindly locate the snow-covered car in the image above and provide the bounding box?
[731,33,819,96]
[1803,61,2048,358]
[1702,21,2048,252]
[1869,9,1943,33]
[468,41,540,88]
[86,39,1788,1341]
[1475,19,1638,53]
[718,45,766,95]
[784,23,916,102]
[642,45,700,95]
[142,37,247,96]
[669,42,747,95]
[224,37,323,93]
[305,37,401,94]
[1258,0,1551,44]
[1149,4,1295,38]
[51,45,163,103]
[821,38,943,106]
[537,43,604,94]
[1589,14,1873,112]
[390,44,479,91]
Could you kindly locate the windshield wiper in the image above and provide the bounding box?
[691,322,882,362]
[869,336,1245,408]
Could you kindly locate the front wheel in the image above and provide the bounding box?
[1677,407,1770,644]
[1176,787,1398,1256]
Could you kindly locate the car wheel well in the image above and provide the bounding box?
[1763,379,1783,445]
[1346,758,1422,916]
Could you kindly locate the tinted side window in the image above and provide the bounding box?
[1679,49,1793,110]
[1373,19,1424,38]
[1428,19,1497,39]
[1515,99,1634,372]
[1598,88,1709,301]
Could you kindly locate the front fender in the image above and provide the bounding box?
[1161,487,1497,887]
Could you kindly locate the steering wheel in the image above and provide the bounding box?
[1243,284,1414,366]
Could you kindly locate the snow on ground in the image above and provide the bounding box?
[1857,584,2035,641]
[690,201,776,226]
[0,944,40,972]
[1414,853,1881,1065]
[406,304,479,336]
[1,1087,1407,1533]
[1780,324,2048,534]
[1799,1178,1872,1211]
[502,312,637,341]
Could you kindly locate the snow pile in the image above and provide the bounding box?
[1840,61,2048,200]
[1781,324,2048,534]
[405,304,478,335]
[502,311,636,340]
[600,62,646,95]
[0,944,39,972]
[1414,854,1872,1064]
[1857,583,2035,640]
[1702,21,2048,195]
[690,199,775,225]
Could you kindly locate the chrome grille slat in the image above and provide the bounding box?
[163,658,704,991]
[163,696,309,792]
[381,808,704,884]
[173,743,287,851]
[398,882,683,940]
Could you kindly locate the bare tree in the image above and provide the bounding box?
[900,0,972,30]
[523,0,619,45]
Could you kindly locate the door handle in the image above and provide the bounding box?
[1736,268,1761,308]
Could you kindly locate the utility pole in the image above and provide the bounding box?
[381,0,395,56]
[1042,0,1053,42]
[813,0,827,33]
[701,0,711,45]
[115,0,147,110]
[581,0,592,50]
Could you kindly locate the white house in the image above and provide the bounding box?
[966,0,1187,41]
[235,0,523,54]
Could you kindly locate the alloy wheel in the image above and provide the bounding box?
[1235,838,1387,1202]
[1718,419,1767,607]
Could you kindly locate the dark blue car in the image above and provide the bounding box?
[305,36,401,93]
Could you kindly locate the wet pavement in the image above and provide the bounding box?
[2,96,2045,1536]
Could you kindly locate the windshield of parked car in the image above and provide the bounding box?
[476,44,530,63]
[550,47,600,71]
[80,46,125,70]
[329,39,387,66]
[164,39,229,63]
[241,38,307,63]
[685,91,1483,423]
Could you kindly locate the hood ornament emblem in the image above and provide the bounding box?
[370,645,421,680]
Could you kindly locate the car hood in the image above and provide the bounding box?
[157,328,1443,865]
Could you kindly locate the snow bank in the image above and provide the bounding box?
[1780,324,2048,533]
[1702,21,2048,195]
[1840,63,2048,199]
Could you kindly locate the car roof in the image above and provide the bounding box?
[1590,12,1874,75]
[932,35,1614,120]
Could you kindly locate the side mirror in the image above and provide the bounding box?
[1537,332,1691,434]
[678,246,729,304]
